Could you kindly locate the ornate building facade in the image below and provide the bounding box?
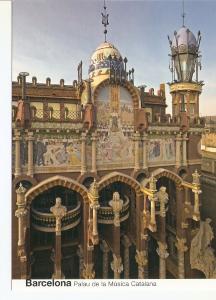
[12,3,215,279]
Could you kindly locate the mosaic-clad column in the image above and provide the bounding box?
[182,133,188,166]
[134,131,140,171]
[111,254,123,279]
[175,237,188,279]
[77,245,84,278]
[135,250,148,279]
[156,242,169,279]
[50,197,67,279]
[122,236,131,279]
[100,240,109,279]
[14,131,21,177]
[15,183,28,279]
[142,133,148,169]
[81,132,87,175]
[175,133,182,169]
[27,132,34,177]
[15,183,27,247]
[91,132,97,173]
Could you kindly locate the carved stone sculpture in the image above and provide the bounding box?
[190,218,216,278]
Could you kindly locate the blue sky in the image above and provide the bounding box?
[13,0,216,115]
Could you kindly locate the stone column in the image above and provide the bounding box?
[15,183,27,247]
[142,133,148,169]
[100,240,109,279]
[111,254,123,279]
[122,236,131,279]
[77,245,84,279]
[91,132,97,173]
[148,175,157,232]
[192,170,202,221]
[50,197,67,279]
[27,132,34,177]
[175,133,182,169]
[175,237,188,279]
[14,132,21,177]
[15,183,28,279]
[156,242,169,279]
[135,250,148,279]
[81,132,87,175]
[134,131,140,171]
[182,133,188,167]
[88,179,100,245]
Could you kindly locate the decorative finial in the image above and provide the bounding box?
[101,0,109,42]
[182,0,186,27]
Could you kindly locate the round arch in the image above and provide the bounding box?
[13,175,38,190]
[98,171,141,194]
[25,175,89,205]
[142,168,183,188]
[93,78,141,110]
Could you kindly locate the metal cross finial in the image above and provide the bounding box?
[101,0,109,42]
[182,0,186,27]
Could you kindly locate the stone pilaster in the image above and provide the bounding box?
[142,133,148,169]
[134,131,140,171]
[77,245,84,279]
[175,237,188,279]
[91,132,97,173]
[14,132,21,177]
[111,254,123,279]
[81,132,87,175]
[122,236,131,279]
[156,242,169,279]
[175,133,182,169]
[27,132,34,177]
[182,133,188,167]
[50,197,67,279]
[100,240,110,279]
[135,250,148,279]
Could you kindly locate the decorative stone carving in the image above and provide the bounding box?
[111,254,123,278]
[190,218,216,278]
[176,238,188,279]
[157,242,169,279]
[109,192,123,227]
[192,169,202,221]
[82,263,95,279]
[50,197,67,234]
[135,250,148,267]
[157,186,169,217]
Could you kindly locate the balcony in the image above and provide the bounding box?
[31,201,81,232]
[98,196,130,224]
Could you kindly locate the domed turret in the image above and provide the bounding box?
[88,42,124,79]
[168,26,201,82]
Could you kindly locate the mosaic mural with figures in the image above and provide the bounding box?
[33,138,81,167]
[148,138,175,162]
[96,85,134,165]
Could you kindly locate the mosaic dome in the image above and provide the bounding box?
[172,26,197,49]
[88,42,124,78]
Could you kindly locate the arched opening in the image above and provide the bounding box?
[30,185,82,279]
[148,174,179,279]
[97,179,138,279]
